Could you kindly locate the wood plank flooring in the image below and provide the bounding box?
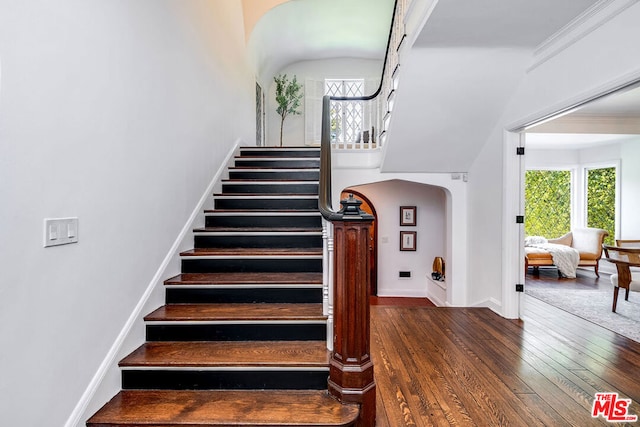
[372,296,640,426]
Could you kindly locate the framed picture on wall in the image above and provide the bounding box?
[400,206,416,226]
[400,231,417,251]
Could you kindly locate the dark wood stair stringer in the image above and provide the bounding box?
[87,147,359,426]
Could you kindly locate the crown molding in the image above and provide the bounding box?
[529,114,640,134]
[528,0,639,72]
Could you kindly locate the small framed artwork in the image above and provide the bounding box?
[400,231,417,251]
[400,206,416,226]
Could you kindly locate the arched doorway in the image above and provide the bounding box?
[341,189,378,296]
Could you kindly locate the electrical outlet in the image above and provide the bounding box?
[44,218,79,247]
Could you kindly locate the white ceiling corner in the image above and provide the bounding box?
[246,0,394,83]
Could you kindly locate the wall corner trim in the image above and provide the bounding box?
[63,140,241,427]
[529,0,638,72]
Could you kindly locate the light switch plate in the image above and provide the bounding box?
[44,217,79,247]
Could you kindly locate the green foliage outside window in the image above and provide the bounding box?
[525,170,571,239]
[586,167,616,245]
[525,167,616,244]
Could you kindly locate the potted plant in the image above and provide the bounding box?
[274,74,303,146]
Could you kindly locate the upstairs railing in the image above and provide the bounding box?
[319,1,406,425]
[326,0,406,151]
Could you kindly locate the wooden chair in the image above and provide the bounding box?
[602,245,640,312]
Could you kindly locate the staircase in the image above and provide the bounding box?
[87,147,359,426]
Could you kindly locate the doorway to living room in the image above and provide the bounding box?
[514,83,640,342]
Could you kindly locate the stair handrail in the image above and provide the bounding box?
[319,0,401,217]
[319,2,402,425]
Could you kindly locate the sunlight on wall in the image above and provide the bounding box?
[241,0,290,41]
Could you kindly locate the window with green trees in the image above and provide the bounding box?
[586,166,616,245]
[525,166,617,244]
[525,170,572,238]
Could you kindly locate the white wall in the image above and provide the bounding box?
[466,127,505,308]
[382,46,532,173]
[620,140,640,237]
[525,148,579,167]
[347,180,447,298]
[264,58,382,146]
[0,1,254,426]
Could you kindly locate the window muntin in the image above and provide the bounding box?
[325,79,364,143]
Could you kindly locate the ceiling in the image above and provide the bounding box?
[526,84,640,150]
[578,84,640,116]
[525,133,638,150]
[414,0,600,48]
[245,0,394,83]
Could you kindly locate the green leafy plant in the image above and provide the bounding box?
[586,167,616,245]
[274,74,303,146]
[524,167,616,244]
[525,170,571,238]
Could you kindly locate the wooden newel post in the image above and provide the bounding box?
[329,194,376,426]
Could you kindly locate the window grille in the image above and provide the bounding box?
[325,79,364,143]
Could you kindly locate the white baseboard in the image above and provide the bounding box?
[64,141,240,427]
[469,297,502,315]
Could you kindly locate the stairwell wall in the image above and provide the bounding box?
[0,1,254,426]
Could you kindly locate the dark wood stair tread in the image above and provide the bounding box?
[180,248,322,256]
[87,390,358,426]
[237,156,320,158]
[145,303,326,321]
[205,209,319,213]
[222,178,319,182]
[120,341,329,368]
[231,166,319,169]
[219,191,318,195]
[229,166,320,172]
[215,193,319,196]
[193,227,322,232]
[165,272,323,285]
[229,164,320,167]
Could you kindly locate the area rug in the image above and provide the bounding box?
[526,284,640,342]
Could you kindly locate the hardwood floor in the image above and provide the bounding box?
[525,266,609,291]
[371,296,640,426]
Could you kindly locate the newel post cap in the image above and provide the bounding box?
[337,194,374,220]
